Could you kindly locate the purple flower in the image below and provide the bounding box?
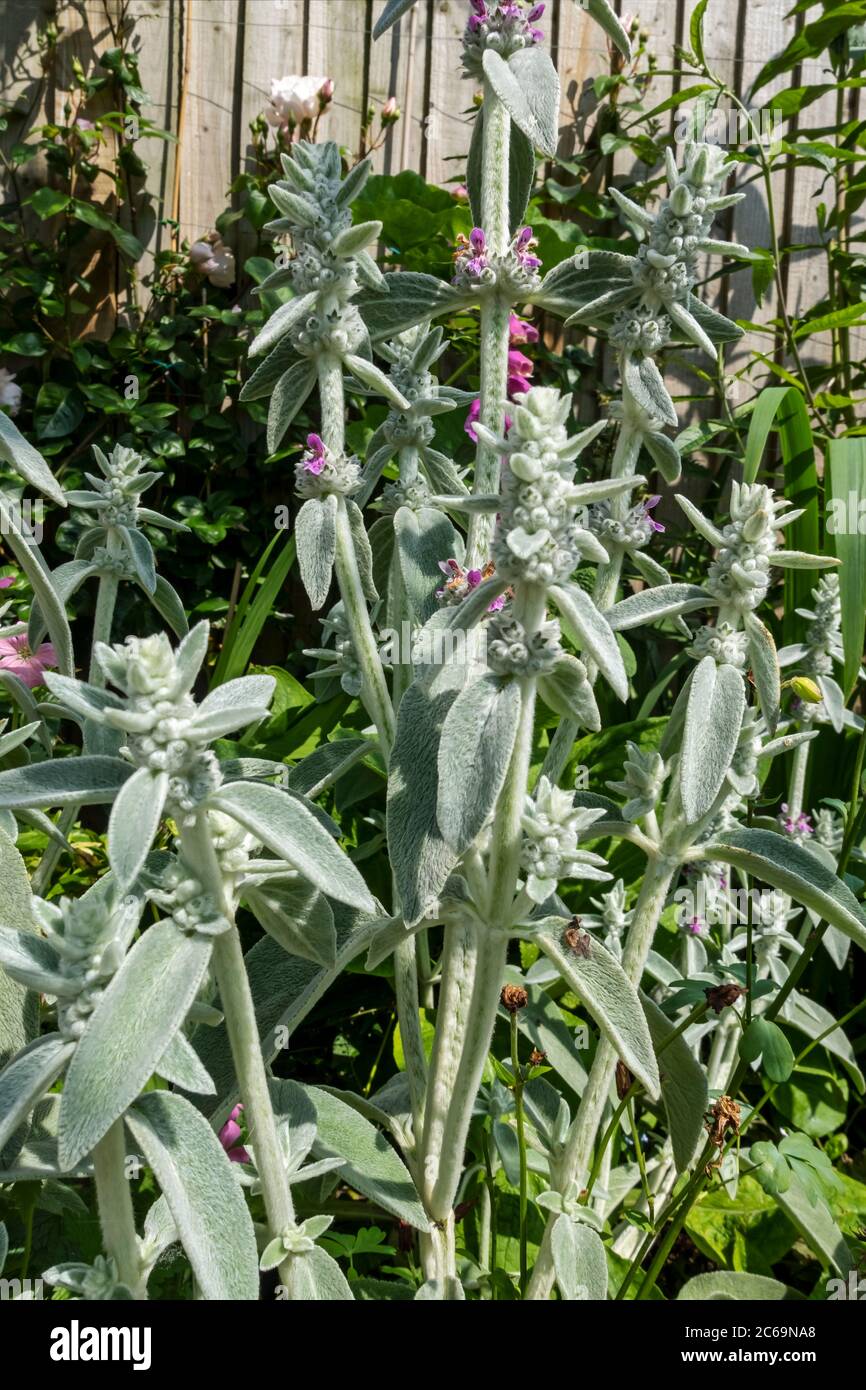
[218,1104,250,1164]
[513,225,542,270]
[642,495,666,533]
[303,433,327,474]
[686,916,708,937]
[508,313,540,345]
[779,803,813,837]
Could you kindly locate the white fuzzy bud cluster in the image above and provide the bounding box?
[461,2,545,80]
[706,482,796,613]
[292,303,367,360]
[610,304,671,355]
[29,893,135,1041]
[44,1256,130,1301]
[69,443,161,530]
[588,496,657,553]
[149,857,230,939]
[376,325,453,450]
[606,741,667,821]
[520,776,611,903]
[813,806,844,856]
[487,614,561,675]
[483,386,601,587]
[305,601,362,697]
[631,142,734,308]
[799,573,843,678]
[379,476,431,513]
[294,438,361,499]
[687,622,748,668]
[582,878,634,960]
[269,143,356,302]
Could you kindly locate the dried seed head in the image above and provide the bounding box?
[615,1060,634,1099]
[500,983,529,1014]
[529,1049,546,1066]
[704,1095,741,1159]
[704,982,745,1014]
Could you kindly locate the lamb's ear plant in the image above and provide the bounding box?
[0,0,864,1306]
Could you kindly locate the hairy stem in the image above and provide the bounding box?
[93,1120,144,1297]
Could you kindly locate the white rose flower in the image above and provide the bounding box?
[0,368,22,416]
[266,75,331,127]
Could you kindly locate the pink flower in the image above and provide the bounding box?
[508,314,539,345]
[266,75,332,127]
[381,96,400,122]
[0,634,57,688]
[642,495,665,533]
[189,233,235,288]
[218,1103,250,1164]
[452,184,469,201]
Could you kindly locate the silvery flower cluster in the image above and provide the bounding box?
[520,776,611,903]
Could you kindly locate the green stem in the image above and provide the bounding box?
[93,1121,144,1297]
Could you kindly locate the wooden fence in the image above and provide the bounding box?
[0,0,862,374]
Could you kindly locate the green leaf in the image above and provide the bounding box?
[689,0,709,65]
[266,360,317,453]
[437,672,521,854]
[210,781,377,913]
[744,611,781,735]
[244,880,336,969]
[551,1215,608,1300]
[58,921,212,1167]
[703,827,866,952]
[271,1079,430,1230]
[0,1034,75,1155]
[828,436,866,695]
[0,828,39,1082]
[211,534,296,686]
[127,1091,259,1299]
[290,1245,354,1299]
[28,187,71,218]
[586,0,633,59]
[373,0,417,39]
[34,382,84,440]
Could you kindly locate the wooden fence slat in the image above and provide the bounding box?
[181,0,240,245]
[305,0,369,159]
[424,0,470,192]
[237,0,305,176]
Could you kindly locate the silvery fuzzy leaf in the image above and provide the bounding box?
[267,360,317,454]
[429,493,500,515]
[271,1079,430,1231]
[140,1196,179,1279]
[335,155,371,207]
[387,659,482,926]
[147,575,188,637]
[332,219,382,258]
[774,549,840,570]
[248,290,317,359]
[0,822,37,1073]
[744,610,781,735]
[267,182,318,227]
[607,583,709,632]
[548,583,628,701]
[394,504,461,624]
[0,502,73,677]
[482,46,560,158]
[107,766,169,891]
[0,1034,75,1154]
[118,525,156,595]
[817,674,844,734]
[538,655,600,731]
[641,994,708,1173]
[701,827,866,954]
[551,1215,608,1301]
[532,249,635,320]
[674,493,727,548]
[44,672,125,724]
[0,926,73,997]
[295,495,337,612]
[156,1031,216,1095]
[468,104,536,235]
[679,658,744,824]
[0,722,42,767]
[667,298,717,359]
[287,737,371,796]
[421,448,469,497]
[239,333,302,402]
[344,354,410,410]
[244,880,337,969]
[437,671,522,854]
[210,781,376,913]
[173,619,210,691]
[127,1090,259,1300]
[0,409,66,506]
[0,809,16,842]
[346,498,378,603]
[623,354,678,428]
[533,929,660,1099]
[678,1271,798,1301]
[642,430,682,484]
[631,551,673,587]
[758,729,818,762]
[586,0,633,57]
[357,272,473,341]
[290,1245,354,1300]
[58,921,213,1168]
[194,674,275,738]
[355,248,387,290]
[686,295,743,346]
[0,755,131,809]
[28,559,99,649]
[365,914,426,972]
